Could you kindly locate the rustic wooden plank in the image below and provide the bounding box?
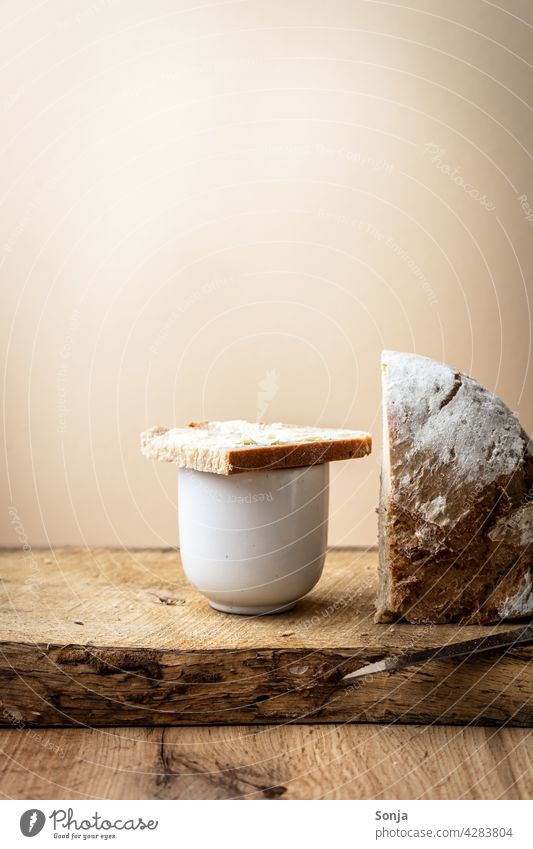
[0,548,531,727]
[0,546,514,650]
[0,725,530,800]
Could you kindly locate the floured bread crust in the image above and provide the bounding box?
[141,420,372,475]
[376,351,533,624]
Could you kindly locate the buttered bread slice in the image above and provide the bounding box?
[141,420,371,475]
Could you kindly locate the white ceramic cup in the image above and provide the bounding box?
[178,463,329,614]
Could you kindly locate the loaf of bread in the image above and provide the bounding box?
[376,351,533,624]
[141,420,372,475]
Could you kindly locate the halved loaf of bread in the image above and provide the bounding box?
[376,351,533,624]
[141,420,372,475]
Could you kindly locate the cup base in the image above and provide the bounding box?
[209,600,297,616]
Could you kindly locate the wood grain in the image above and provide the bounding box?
[0,725,530,800]
[0,548,531,727]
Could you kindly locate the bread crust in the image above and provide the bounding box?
[141,423,371,475]
[376,351,533,625]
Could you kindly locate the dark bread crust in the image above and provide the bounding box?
[376,351,533,625]
[224,435,371,474]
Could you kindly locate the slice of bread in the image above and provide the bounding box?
[376,350,533,624]
[141,420,371,475]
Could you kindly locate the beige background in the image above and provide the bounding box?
[1,0,532,549]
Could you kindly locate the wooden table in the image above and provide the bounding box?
[0,725,531,799]
[0,547,531,799]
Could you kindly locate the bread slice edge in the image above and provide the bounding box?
[140,424,372,475]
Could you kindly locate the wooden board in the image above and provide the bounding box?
[0,547,531,727]
[1,725,531,799]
